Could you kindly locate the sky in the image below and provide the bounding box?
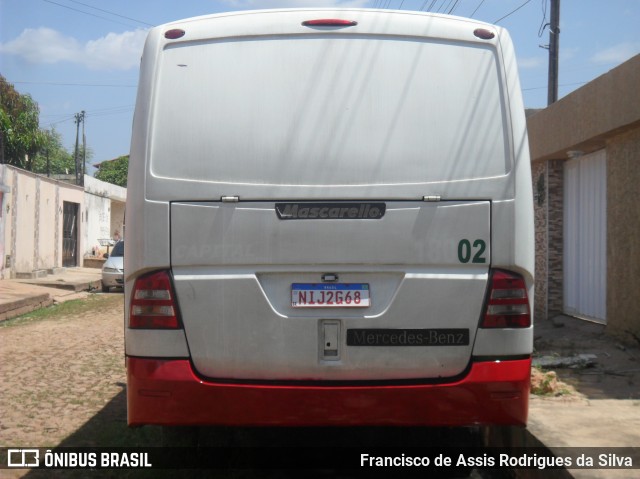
[1,0,639,168]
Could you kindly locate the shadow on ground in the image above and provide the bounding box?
[21,386,486,479]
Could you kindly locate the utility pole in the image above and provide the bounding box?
[73,111,85,185]
[73,112,81,184]
[0,124,4,164]
[46,135,50,178]
[547,0,560,105]
[81,111,86,186]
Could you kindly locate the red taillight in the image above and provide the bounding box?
[129,270,181,329]
[481,270,531,328]
[302,19,358,27]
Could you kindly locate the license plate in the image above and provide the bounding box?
[291,283,370,308]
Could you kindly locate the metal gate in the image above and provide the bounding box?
[563,150,607,323]
[63,202,79,267]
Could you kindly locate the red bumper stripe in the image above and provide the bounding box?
[127,357,530,427]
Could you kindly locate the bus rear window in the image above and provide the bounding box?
[150,36,509,186]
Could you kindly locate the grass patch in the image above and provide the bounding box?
[0,294,123,328]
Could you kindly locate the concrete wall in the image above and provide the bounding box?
[84,189,111,256]
[527,54,640,341]
[83,175,126,257]
[528,54,640,162]
[0,165,84,278]
[110,201,126,241]
[0,170,10,278]
[36,178,57,270]
[0,169,129,278]
[607,128,640,340]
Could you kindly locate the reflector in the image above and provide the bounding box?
[302,19,358,27]
[473,28,495,40]
[165,29,185,40]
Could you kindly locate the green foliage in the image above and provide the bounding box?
[94,155,129,187]
[30,129,74,175]
[31,129,94,177]
[1,74,46,169]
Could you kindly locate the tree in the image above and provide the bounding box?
[31,129,75,176]
[94,155,128,187]
[0,74,45,169]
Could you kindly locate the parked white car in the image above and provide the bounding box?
[102,240,124,292]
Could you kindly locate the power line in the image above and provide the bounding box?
[470,0,485,18]
[538,0,549,37]
[13,81,137,88]
[41,0,141,29]
[41,112,75,119]
[44,105,135,127]
[87,108,134,119]
[47,115,76,126]
[419,1,433,12]
[494,0,534,24]
[522,81,587,92]
[442,0,455,14]
[439,0,450,13]
[89,104,136,113]
[448,0,461,15]
[67,0,154,27]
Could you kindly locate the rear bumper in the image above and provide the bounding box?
[127,357,530,427]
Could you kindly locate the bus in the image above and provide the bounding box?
[125,8,534,431]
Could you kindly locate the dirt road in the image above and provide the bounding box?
[2,293,638,479]
[0,295,126,447]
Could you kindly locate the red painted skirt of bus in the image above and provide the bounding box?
[127,357,530,427]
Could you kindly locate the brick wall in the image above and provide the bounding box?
[532,161,548,321]
[546,160,564,318]
[531,159,564,321]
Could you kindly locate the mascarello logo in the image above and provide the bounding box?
[275,203,386,220]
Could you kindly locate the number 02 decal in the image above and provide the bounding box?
[457,239,487,264]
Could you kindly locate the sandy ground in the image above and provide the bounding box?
[0,295,125,447]
[2,299,638,449]
[1,295,638,479]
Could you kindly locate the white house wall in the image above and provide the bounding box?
[83,175,127,256]
[0,165,84,277]
[36,178,57,270]
[84,190,111,256]
[110,201,126,240]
